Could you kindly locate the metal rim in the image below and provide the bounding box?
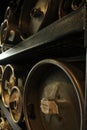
[4,6,11,20]
[9,86,23,123]
[2,64,15,108]
[0,65,4,96]
[71,0,84,11]
[58,0,83,18]
[24,59,84,130]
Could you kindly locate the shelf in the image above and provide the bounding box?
[0,99,23,130]
[0,6,85,62]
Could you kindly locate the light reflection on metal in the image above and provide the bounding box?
[24,59,84,130]
[0,65,4,96]
[2,64,15,107]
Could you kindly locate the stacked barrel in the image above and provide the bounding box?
[0,57,85,130]
[23,59,84,130]
[0,0,85,130]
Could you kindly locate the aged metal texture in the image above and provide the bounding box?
[23,59,84,130]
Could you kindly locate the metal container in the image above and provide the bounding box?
[24,59,84,130]
[19,0,59,38]
[58,0,84,18]
[0,0,23,50]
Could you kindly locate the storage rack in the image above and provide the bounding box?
[0,4,86,130]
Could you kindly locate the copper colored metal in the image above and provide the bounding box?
[2,64,27,108]
[24,59,84,130]
[2,64,15,107]
[9,86,23,123]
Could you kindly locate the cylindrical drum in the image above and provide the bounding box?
[23,59,84,130]
[0,0,23,50]
[19,0,59,39]
[58,0,84,18]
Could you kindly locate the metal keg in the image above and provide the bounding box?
[23,59,84,130]
[0,0,23,50]
[2,64,16,108]
[19,0,59,39]
[9,85,23,123]
[58,0,84,18]
[0,65,4,96]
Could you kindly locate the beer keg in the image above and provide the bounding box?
[0,0,23,50]
[58,0,84,18]
[24,59,84,130]
[19,0,59,38]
